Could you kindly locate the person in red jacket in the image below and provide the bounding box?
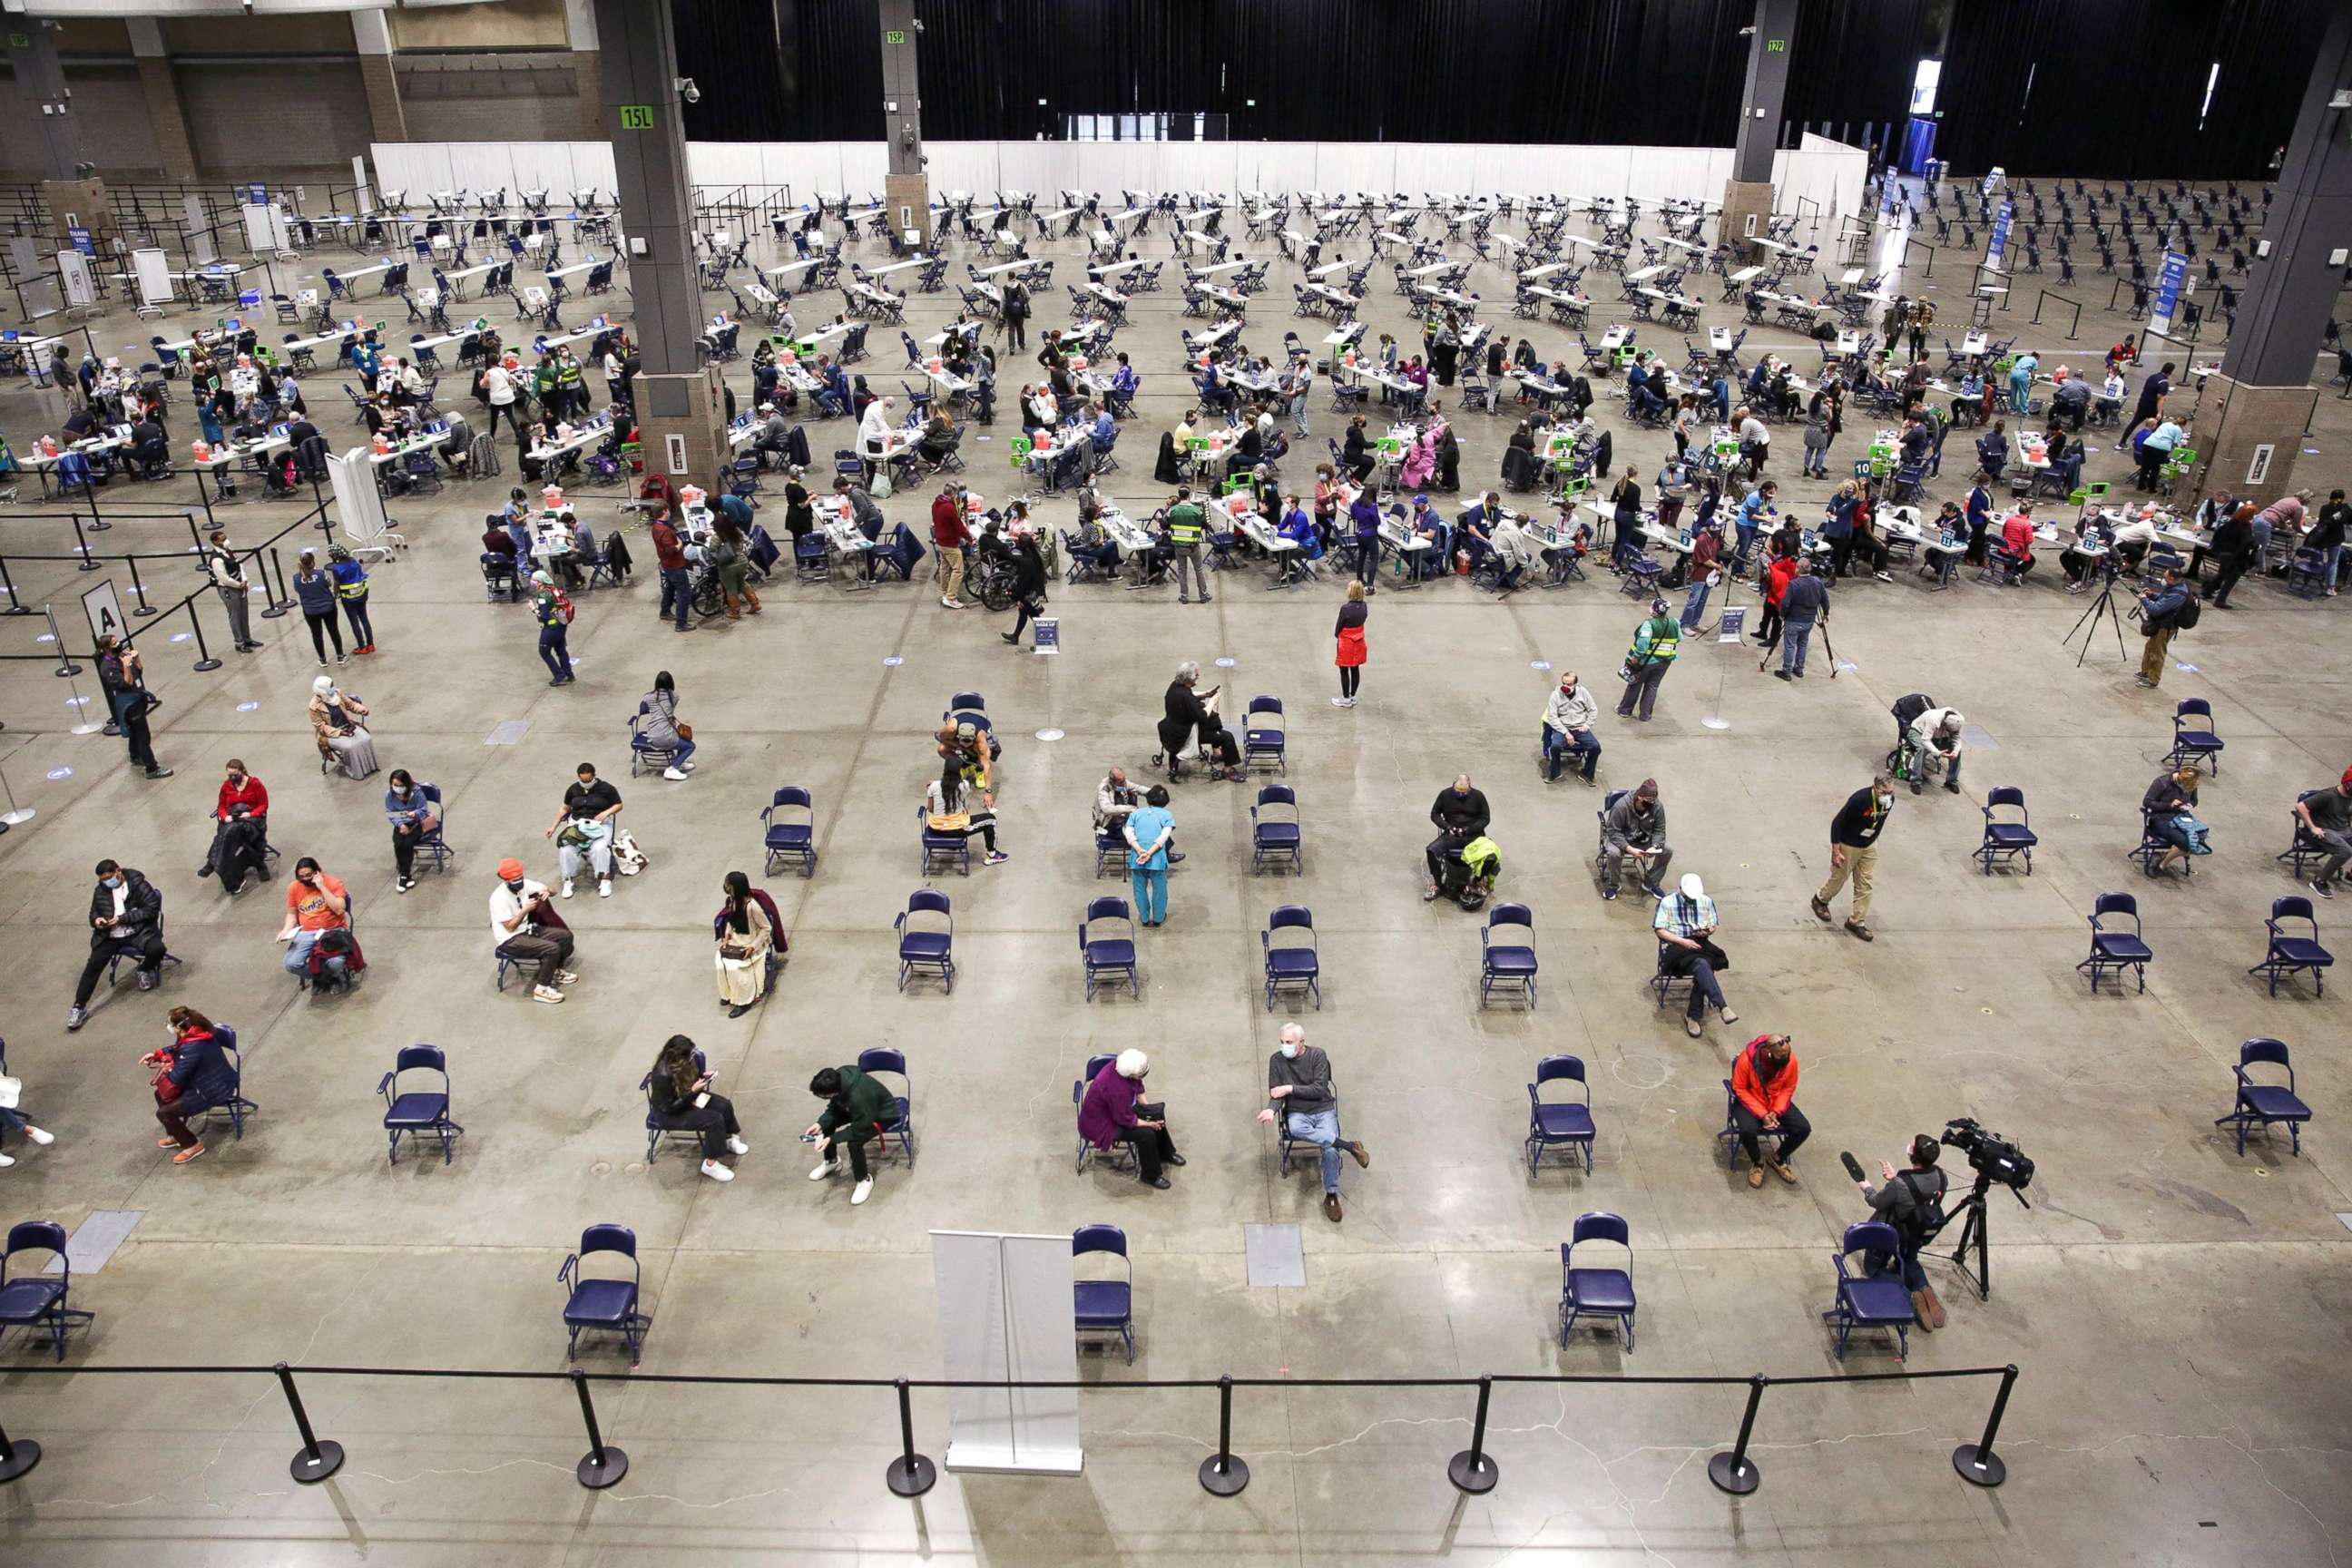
[199,759,269,879]
[932,482,972,609]
[1730,1033,1808,1189]
[651,514,691,632]
[1754,554,1798,670]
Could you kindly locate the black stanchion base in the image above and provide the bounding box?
[260,606,290,619]
[289,1439,344,1484]
[1198,1454,1251,1496]
[1446,1450,1499,1494]
[1,607,34,616]
[1708,1452,1760,1495]
[77,562,98,573]
[1952,1444,2006,1487]
[886,1453,937,1497]
[133,606,158,617]
[53,664,84,678]
[576,1446,629,1489]
[193,658,223,671]
[0,1439,43,1484]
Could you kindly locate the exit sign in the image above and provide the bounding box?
[618,103,655,131]
[886,28,906,43]
[1767,38,1786,52]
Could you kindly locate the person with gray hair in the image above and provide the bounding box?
[1258,1023,1369,1222]
[1155,661,1241,780]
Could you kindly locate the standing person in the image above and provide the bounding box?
[2125,360,2175,441]
[648,1034,749,1182]
[1729,1033,1809,1189]
[385,768,439,893]
[67,859,167,1030]
[277,857,353,989]
[1963,473,1994,566]
[1615,598,1681,720]
[1608,467,1643,572]
[1850,1133,1950,1329]
[144,1005,237,1166]
[651,510,691,632]
[328,544,375,653]
[805,1062,895,1206]
[1680,520,1724,632]
[479,357,525,455]
[1349,483,1382,593]
[1123,784,1175,927]
[1076,1049,1182,1189]
[490,857,576,1004]
[1258,1023,1371,1223]
[202,528,261,653]
[712,871,776,1018]
[1000,526,1049,645]
[531,570,575,686]
[932,481,971,608]
[1542,670,1602,784]
[292,550,345,667]
[1755,552,1796,666]
[709,510,761,620]
[1812,771,1895,941]
[638,671,695,780]
[1002,279,1030,351]
[95,636,171,780]
[2308,487,2349,595]
[1333,580,1368,708]
[1162,487,1211,605]
[1774,558,1830,681]
[2133,564,2197,691]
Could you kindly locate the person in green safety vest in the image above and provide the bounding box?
[1163,486,1211,603]
[1615,598,1681,721]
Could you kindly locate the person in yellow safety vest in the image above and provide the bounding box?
[534,357,563,419]
[326,544,376,655]
[1615,597,1680,720]
[1162,485,1211,603]
[554,348,585,419]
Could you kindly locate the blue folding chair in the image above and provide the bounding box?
[556,1224,649,1361]
[1261,904,1321,1011]
[2078,891,2154,993]
[0,1221,94,1361]
[1717,1078,1789,1171]
[1073,1223,1135,1363]
[1242,695,1288,774]
[2215,1038,2312,1157]
[377,1044,463,1165]
[1525,1054,1596,1174]
[919,801,972,877]
[2164,698,2223,777]
[407,783,455,874]
[1250,783,1303,873]
[762,786,818,877]
[1094,825,1127,877]
[2250,897,2333,997]
[637,1045,708,1161]
[857,1046,918,1167]
[1822,1220,1915,1361]
[2279,809,2336,880]
[894,889,956,993]
[1480,901,1539,1009]
[1975,786,2038,876]
[628,703,680,777]
[1079,895,1142,1001]
[1558,1211,1637,1351]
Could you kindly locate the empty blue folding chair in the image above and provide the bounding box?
[0,1220,94,1361]
[1526,1054,1596,1174]
[2164,698,2224,777]
[1242,695,1288,774]
[894,889,956,993]
[1975,785,2038,876]
[556,1224,649,1362]
[2078,891,2153,993]
[2215,1038,2312,1157]
[1079,895,1142,1001]
[1261,904,1321,1010]
[1558,1211,1637,1351]
[762,786,818,877]
[377,1044,464,1165]
[1073,1223,1136,1363]
[1822,1220,1915,1361]
[857,1046,918,1167]
[2249,896,2333,997]
[1250,783,1303,873]
[1480,901,1539,1009]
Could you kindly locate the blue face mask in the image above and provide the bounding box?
[1279,1042,1298,1060]
[103,876,122,889]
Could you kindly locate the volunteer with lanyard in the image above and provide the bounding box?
[1614,598,1680,721]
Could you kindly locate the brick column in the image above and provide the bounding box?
[353,9,407,144]
[127,18,197,181]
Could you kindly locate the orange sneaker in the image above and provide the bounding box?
[172,1142,206,1164]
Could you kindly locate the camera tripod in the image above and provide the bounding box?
[1926,1171,2031,1301]
[2061,552,2129,668]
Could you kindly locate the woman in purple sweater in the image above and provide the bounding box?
[1077,1049,1183,1188]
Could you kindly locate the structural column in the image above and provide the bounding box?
[353,9,407,145]
[127,19,198,181]
[1720,0,1798,260]
[593,0,727,487]
[564,0,604,141]
[879,0,928,249]
[5,19,113,255]
[2190,7,2352,505]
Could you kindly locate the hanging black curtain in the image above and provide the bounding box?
[1779,0,1938,156]
[671,0,882,142]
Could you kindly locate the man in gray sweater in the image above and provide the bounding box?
[1599,777,1673,901]
[1258,1022,1369,1222]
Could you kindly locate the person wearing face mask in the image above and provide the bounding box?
[1077,1048,1181,1189]
[144,1005,237,1166]
[1258,1023,1370,1223]
[199,759,270,882]
[490,857,576,1004]
[384,769,440,893]
[1541,671,1602,784]
[202,528,262,654]
[1812,771,1895,942]
[1730,1033,1808,1189]
[1654,872,1739,1039]
[278,857,355,990]
[68,859,168,1031]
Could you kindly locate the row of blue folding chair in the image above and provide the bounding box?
[2081,892,2333,997]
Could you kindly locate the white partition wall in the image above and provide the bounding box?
[929,1230,1084,1476]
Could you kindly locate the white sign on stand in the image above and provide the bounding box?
[930,1230,1083,1475]
[54,250,95,308]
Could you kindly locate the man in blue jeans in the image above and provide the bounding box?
[1541,670,1602,783]
[1850,1133,1950,1330]
[1774,558,1828,680]
[1732,481,1776,572]
[1258,1022,1370,1223]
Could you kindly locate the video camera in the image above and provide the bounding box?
[1942,1118,2034,1193]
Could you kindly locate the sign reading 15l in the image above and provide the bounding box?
[618,104,656,131]
[887,28,906,43]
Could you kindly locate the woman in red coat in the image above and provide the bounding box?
[1333,579,1369,708]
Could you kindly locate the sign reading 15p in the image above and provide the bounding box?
[619,104,656,131]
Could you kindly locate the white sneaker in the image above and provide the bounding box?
[700,1158,735,1182]
[942,596,965,609]
[26,1127,54,1146]
[808,1159,838,1181]
[554,970,580,985]
[1875,571,1893,583]
[532,985,566,1004]
[0,1152,14,1168]
[598,879,612,898]
[663,767,690,780]
[1332,695,1350,706]
[561,878,575,898]
[726,1135,750,1155]
[850,1178,874,1206]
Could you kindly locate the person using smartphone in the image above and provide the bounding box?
[647,1034,747,1183]
[490,857,576,1004]
[276,857,351,989]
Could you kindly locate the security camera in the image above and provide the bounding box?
[912,17,925,32]
[675,76,701,105]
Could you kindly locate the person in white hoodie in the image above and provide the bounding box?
[1541,671,1602,784]
[1907,706,1966,795]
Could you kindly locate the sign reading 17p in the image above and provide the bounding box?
[619,104,656,131]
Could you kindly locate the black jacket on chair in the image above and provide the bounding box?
[90,869,163,940]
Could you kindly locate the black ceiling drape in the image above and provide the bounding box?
[673,0,881,142]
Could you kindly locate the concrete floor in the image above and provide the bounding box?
[0,178,2348,1568]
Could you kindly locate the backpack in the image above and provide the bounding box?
[1888,1170,1946,1246]
[545,587,575,625]
[2172,590,2201,630]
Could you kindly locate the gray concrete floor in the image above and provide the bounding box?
[0,182,2347,1567]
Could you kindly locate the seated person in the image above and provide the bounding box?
[278,857,354,990]
[1258,1024,1371,1223]
[1423,775,1493,899]
[924,762,1006,866]
[1654,873,1738,1038]
[648,1034,747,1181]
[2060,518,2118,587]
[1730,1034,1808,1187]
[491,857,576,1004]
[549,762,622,897]
[1156,662,1241,781]
[200,759,269,882]
[2142,764,2206,877]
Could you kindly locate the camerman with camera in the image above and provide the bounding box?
[1847,1134,1949,1330]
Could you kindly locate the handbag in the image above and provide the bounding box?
[927,811,971,832]
[674,721,693,740]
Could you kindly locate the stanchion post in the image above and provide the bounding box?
[885,1377,936,1497]
[1707,1374,1767,1495]
[572,1369,629,1489]
[84,481,109,533]
[188,594,222,671]
[69,508,96,572]
[1952,1364,2017,1487]
[1446,1374,1498,1494]
[0,556,29,615]
[1199,1373,1251,1496]
[127,555,157,617]
[0,1415,41,1484]
[275,1361,345,1483]
[259,544,291,619]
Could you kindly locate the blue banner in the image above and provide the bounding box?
[66,225,94,257]
[2150,250,2189,338]
[1987,202,2013,266]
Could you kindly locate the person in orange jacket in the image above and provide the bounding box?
[1730,1033,1808,1190]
